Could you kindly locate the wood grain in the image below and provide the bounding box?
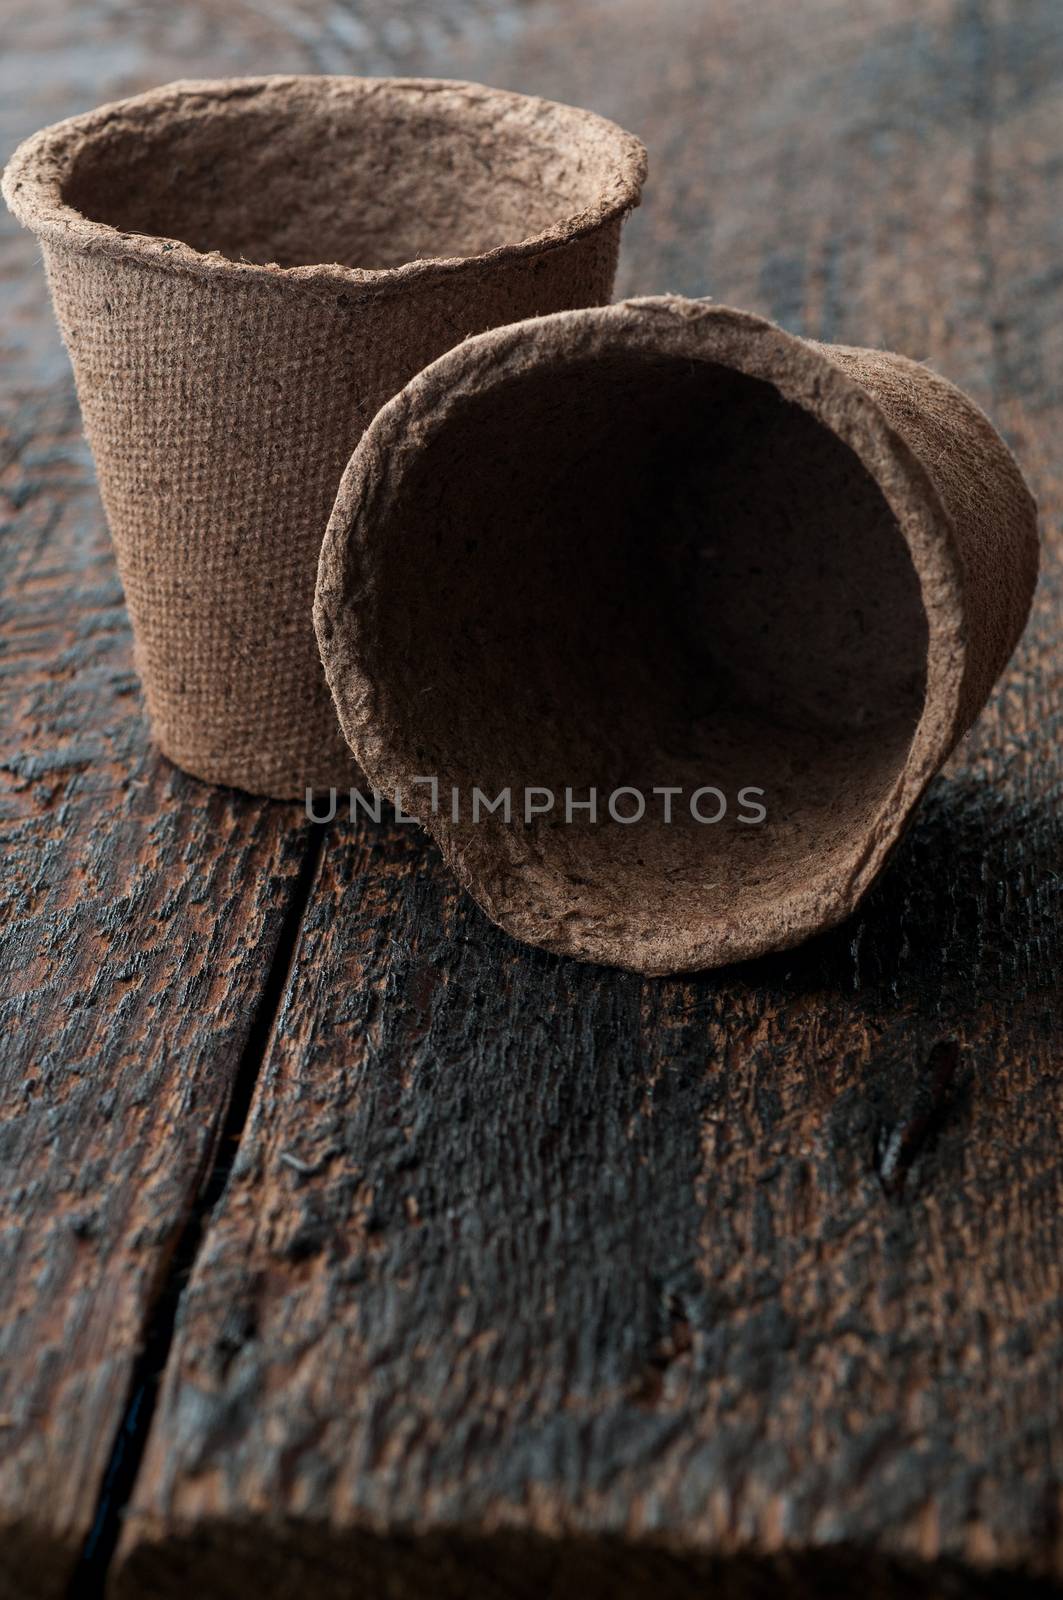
[0,372,322,1598]
[106,0,1063,1596]
[0,11,332,1595]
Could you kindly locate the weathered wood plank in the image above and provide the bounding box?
[0,11,339,1596]
[115,0,1063,1594]
[0,369,319,1600]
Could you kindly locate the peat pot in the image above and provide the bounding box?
[315,297,1039,974]
[2,76,646,797]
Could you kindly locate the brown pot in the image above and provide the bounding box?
[2,76,646,798]
[315,297,1039,974]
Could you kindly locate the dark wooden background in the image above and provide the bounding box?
[1,1,1061,1596]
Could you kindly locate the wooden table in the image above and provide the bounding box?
[2,1,1061,1596]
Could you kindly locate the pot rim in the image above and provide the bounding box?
[316,297,974,972]
[1,75,647,299]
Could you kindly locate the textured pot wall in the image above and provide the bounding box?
[4,77,645,798]
[39,225,625,796]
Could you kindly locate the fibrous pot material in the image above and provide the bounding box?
[2,76,646,798]
[316,297,1039,975]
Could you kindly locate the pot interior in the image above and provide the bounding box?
[60,80,625,271]
[361,348,930,958]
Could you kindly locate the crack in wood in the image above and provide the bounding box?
[875,1040,962,1199]
[66,825,329,1599]
[630,1291,695,1407]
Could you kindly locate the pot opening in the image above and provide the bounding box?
[364,346,930,955]
[59,81,629,272]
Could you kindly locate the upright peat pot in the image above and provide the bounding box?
[2,76,646,796]
[315,297,1039,974]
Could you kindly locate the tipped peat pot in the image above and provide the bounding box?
[316,297,1039,975]
[3,76,646,797]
